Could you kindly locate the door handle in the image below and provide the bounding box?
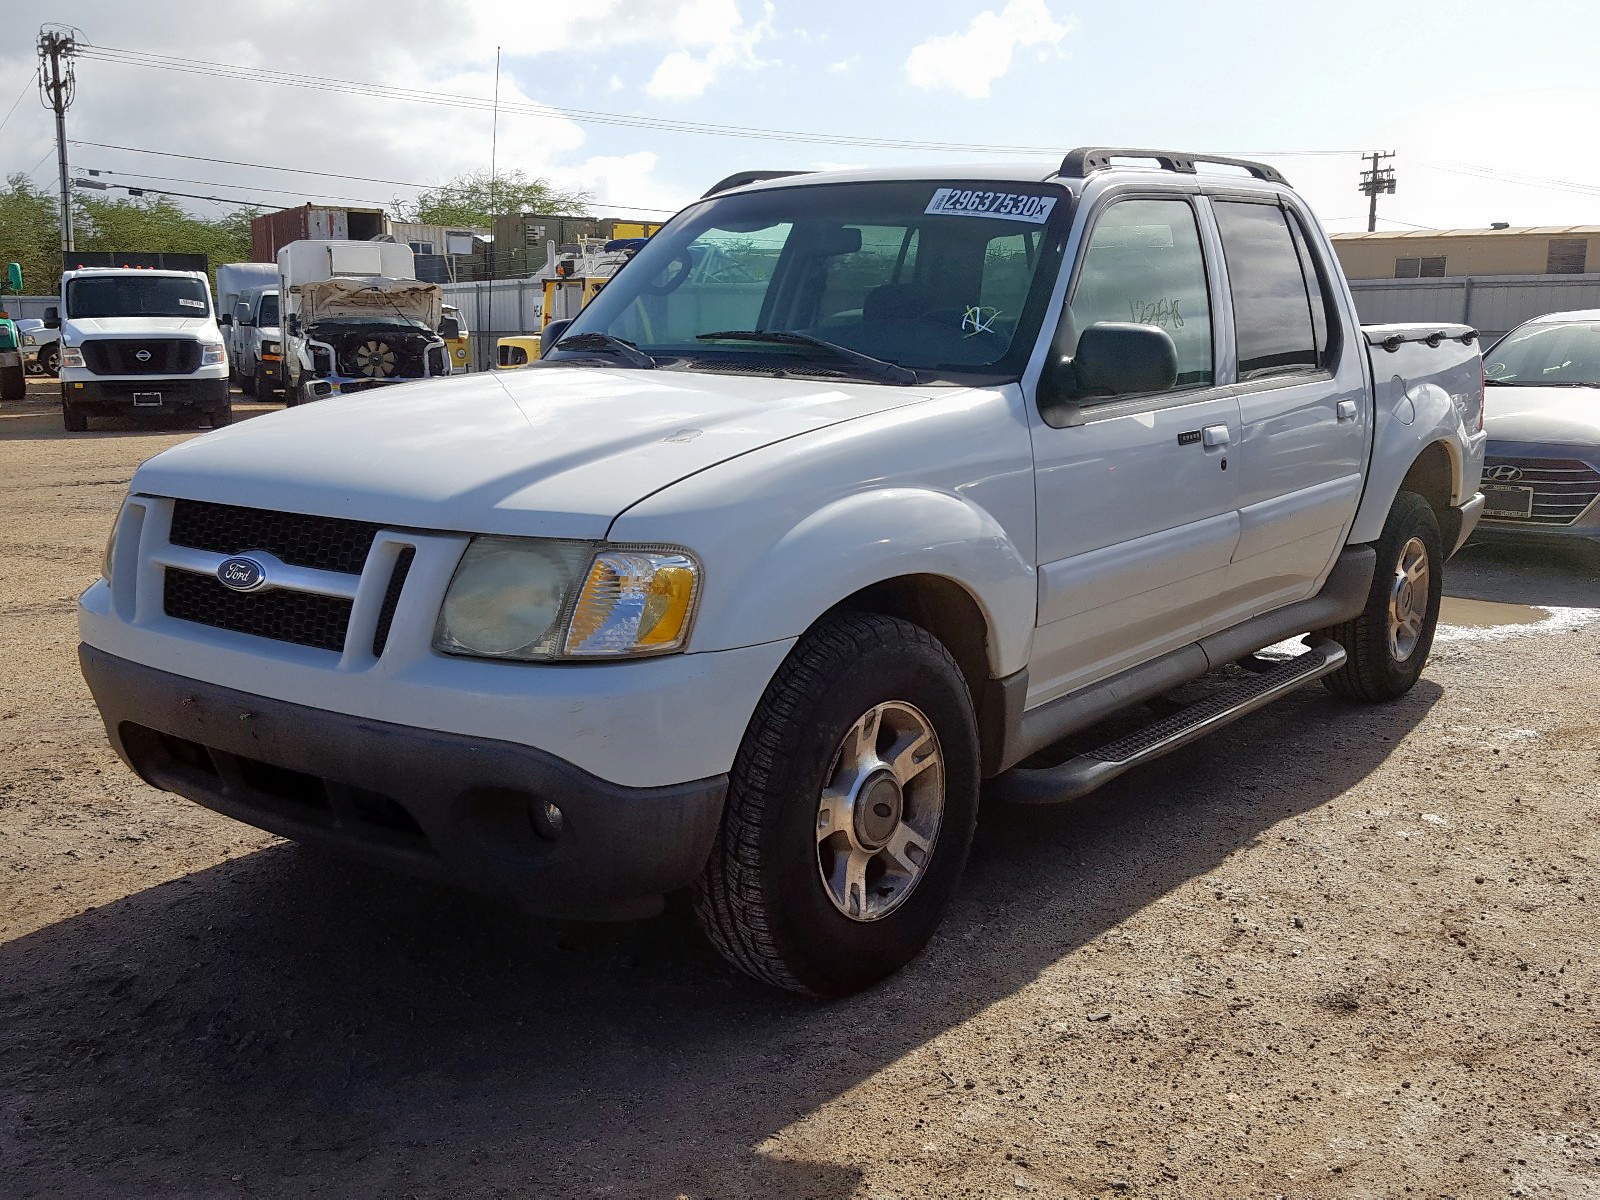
[1202,424,1230,448]
[1337,399,1359,422]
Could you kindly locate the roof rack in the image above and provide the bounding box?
[1057,147,1287,185]
[701,170,811,198]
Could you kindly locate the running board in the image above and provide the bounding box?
[990,639,1346,806]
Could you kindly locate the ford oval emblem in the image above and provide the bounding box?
[135,349,152,362]
[216,556,267,592]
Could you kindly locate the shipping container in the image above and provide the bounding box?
[250,205,388,264]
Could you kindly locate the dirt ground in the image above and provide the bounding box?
[2,376,1598,1199]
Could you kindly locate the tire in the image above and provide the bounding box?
[0,363,24,401]
[239,369,257,396]
[1321,490,1443,702]
[62,401,88,432]
[692,612,980,997]
[209,403,233,428]
[40,344,59,377]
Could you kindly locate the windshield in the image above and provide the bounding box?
[1486,321,1600,387]
[551,179,1072,383]
[66,275,210,319]
[256,292,279,326]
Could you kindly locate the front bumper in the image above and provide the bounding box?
[1471,440,1600,546]
[63,377,229,413]
[80,644,727,918]
[258,356,282,383]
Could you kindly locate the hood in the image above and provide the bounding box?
[301,278,441,328]
[1484,385,1600,447]
[131,366,949,539]
[65,316,214,340]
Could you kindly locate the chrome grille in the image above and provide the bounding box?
[1482,456,1600,525]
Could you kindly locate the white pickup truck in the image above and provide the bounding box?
[79,149,1486,996]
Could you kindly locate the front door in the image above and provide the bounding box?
[1028,196,1241,708]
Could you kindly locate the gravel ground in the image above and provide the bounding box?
[2,378,1598,1199]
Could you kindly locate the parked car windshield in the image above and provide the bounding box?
[256,293,279,326]
[1486,320,1600,387]
[550,178,1073,383]
[66,275,211,320]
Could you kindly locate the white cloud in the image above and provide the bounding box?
[905,0,1074,99]
[645,1,774,100]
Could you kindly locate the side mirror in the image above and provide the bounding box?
[43,306,59,330]
[6,262,22,292]
[1037,321,1178,428]
[287,314,302,336]
[540,319,572,359]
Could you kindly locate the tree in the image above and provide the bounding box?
[0,176,258,291]
[394,169,593,226]
[0,175,62,297]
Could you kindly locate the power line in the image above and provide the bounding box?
[0,69,38,138]
[1418,159,1600,199]
[82,167,396,209]
[77,43,1359,160]
[69,139,682,214]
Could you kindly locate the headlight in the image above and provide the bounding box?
[565,548,699,656]
[200,341,226,366]
[434,538,701,661]
[22,333,36,346]
[262,340,281,355]
[61,346,85,369]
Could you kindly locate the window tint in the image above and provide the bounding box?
[1069,198,1213,387]
[818,226,918,322]
[1214,201,1318,378]
[1286,214,1336,367]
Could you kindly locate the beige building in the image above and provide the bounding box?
[1331,226,1600,280]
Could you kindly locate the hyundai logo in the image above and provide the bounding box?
[135,349,152,363]
[1485,465,1524,482]
[216,556,267,592]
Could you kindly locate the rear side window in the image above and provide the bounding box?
[1069,198,1214,387]
[1214,200,1322,379]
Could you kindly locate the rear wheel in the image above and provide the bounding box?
[0,362,24,401]
[693,612,980,997]
[1322,490,1442,702]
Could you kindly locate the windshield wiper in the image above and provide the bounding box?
[552,332,657,369]
[696,330,918,385]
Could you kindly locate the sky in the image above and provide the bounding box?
[2,0,1599,243]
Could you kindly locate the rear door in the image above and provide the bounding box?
[1027,195,1242,706]
[1204,195,1368,623]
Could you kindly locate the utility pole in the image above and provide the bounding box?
[38,26,79,253]
[1358,151,1397,232]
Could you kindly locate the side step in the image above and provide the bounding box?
[990,639,1346,806]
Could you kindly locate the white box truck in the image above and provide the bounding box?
[216,262,278,393]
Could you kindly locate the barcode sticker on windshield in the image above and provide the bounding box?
[178,298,204,309]
[925,189,1058,224]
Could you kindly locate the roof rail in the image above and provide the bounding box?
[701,170,811,199]
[1058,147,1287,185]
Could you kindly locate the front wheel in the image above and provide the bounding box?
[1321,490,1443,702]
[693,612,980,997]
[0,362,24,401]
[209,403,233,428]
[39,344,60,377]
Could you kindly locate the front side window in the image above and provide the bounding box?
[67,276,210,319]
[1068,198,1214,387]
[554,179,1072,383]
[1214,201,1319,378]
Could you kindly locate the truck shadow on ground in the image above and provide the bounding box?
[1,680,1439,1198]
[1,394,278,441]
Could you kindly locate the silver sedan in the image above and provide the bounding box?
[1477,309,1600,554]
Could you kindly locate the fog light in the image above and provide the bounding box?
[530,799,564,841]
